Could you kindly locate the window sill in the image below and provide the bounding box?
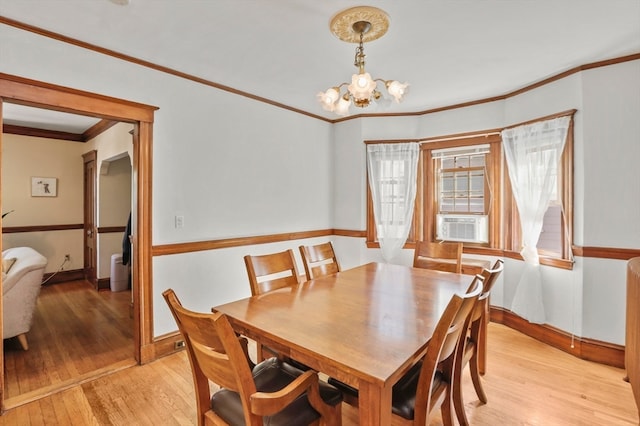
[503,251,574,270]
[366,241,574,270]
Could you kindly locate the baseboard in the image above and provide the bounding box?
[490,306,625,368]
[144,331,186,362]
[96,277,110,291]
[43,269,112,290]
[42,269,84,285]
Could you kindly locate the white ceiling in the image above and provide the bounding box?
[1,0,639,129]
[2,104,102,134]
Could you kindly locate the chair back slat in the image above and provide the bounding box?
[470,259,505,321]
[189,314,256,394]
[438,275,484,364]
[299,242,341,280]
[244,249,300,295]
[480,259,504,298]
[413,241,463,273]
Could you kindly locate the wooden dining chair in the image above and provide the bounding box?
[413,240,463,274]
[390,274,482,425]
[299,242,341,280]
[329,275,483,425]
[162,289,343,426]
[452,259,504,426]
[244,249,301,362]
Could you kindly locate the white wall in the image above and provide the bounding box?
[581,60,640,248]
[331,60,639,345]
[580,60,640,343]
[0,24,334,336]
[1,23,637,344]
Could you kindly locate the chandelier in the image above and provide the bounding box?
[318,6,408,116]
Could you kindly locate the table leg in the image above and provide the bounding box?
[358,381,392,426]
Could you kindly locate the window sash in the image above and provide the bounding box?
[421,135,501,247]
[438,166,486,214]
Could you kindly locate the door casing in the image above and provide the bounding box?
[83,150,97,287]
[0,72,157,410]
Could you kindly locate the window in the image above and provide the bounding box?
[375,158,412,231]
[365,111,574,269]
[367,133,502,249]
[538,204,563,253]
[505,114,574,267]
[535,147,563,254]
[420,135,502,248]
[433,145,491,243]
[366,143,419,251]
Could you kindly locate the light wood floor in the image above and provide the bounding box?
[1,282,638,425]
[3,280,134,407]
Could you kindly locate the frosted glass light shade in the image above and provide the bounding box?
[317,87,340,111]
[348,72,376,101]
[334,97,351,116]
[386,80,409,103]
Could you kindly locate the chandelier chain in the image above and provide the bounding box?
[354,33,366,71]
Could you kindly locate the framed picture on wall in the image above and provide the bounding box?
[31,177,57,197]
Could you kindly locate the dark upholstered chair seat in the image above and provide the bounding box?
[329,361,444,421]
[212,358,343,426]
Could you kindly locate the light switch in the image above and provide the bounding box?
[175,215,184,228]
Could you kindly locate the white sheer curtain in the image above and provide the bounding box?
[367,143,419,262]
[502,116,570,323]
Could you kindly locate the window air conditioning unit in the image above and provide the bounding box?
[436,214,488,243]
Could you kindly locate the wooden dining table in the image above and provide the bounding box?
[213,262,473,425]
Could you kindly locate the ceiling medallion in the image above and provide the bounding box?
[329,6,390,43]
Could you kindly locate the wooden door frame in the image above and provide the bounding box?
[83,150,98,288]
[0,73,157,409]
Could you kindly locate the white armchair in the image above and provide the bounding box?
[2,247,48,350]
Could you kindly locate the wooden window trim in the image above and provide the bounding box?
[365,154,418,247]
[422,135,502,247]
[505,111,576,266]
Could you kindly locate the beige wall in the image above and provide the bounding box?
[2,134,86,273]
[2,122,133,278]
[91,122,133,279]
[97,155,132,279]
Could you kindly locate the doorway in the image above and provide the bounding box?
[3,120,136,406]
[0,73,157,409]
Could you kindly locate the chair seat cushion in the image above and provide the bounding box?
[211,357,342,426]
[329,361,443,421]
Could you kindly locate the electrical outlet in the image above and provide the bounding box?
[174,340,186,350]
[175,215,184,229]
